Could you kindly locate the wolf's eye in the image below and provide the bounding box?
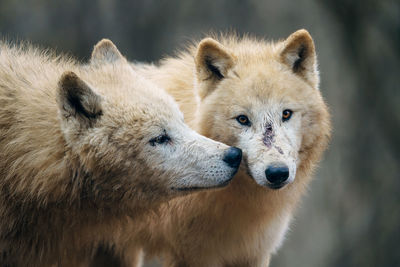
[236,115,251,126]
[282,109,293,122]
[149,134,170,146]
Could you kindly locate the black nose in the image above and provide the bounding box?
[223,147,242,168]
[265,164,289,185]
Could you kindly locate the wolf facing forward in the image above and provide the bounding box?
[100,29,331,267]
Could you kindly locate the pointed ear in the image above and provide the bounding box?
[195,38,236,99]
[57,71,103,127]
[90,39,126,64]
[280,29,319,87]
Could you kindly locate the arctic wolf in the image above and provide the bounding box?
[107,29,331,267]
[0,39,241,266]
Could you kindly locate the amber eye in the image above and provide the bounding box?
[282,109,293,122]
[236,115,251,126]
[149,134,171,146]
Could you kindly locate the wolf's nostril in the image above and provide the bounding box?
[265,164,289,185]
[223,147,242,168]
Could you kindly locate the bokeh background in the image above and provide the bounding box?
[1,0,399,266]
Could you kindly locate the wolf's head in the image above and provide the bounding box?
[193,30,331,190]
[56,40,242,206]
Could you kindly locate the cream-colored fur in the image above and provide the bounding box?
[0,39,240,266]
[114,29,332,267]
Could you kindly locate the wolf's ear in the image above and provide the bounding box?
[195,38,236,99]
[90,39,126,64]
[57,71,103,128]
[280,29,319,88]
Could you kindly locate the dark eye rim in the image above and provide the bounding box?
[236,115,251,126]
[282,109,293,122]
[149,133,171,146]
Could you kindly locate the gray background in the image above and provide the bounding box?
[1,0,399,266]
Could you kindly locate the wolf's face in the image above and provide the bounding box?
[56,40,242,205]
[194,30,330,190]
[133,109,242,193]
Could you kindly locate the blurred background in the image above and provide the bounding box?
[1,0,399,266]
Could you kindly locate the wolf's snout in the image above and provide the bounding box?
[265,163,289,188]
[222,147,242,168]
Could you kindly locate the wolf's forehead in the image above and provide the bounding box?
[234,53,280,73]
[231,73,287,96]
[231,75,302,106]
[231,88,283,107]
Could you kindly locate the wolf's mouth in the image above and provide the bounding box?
[266,182,288,190]
[172,160,241,192]
[171,175,234,192]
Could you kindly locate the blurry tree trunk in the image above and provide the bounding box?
[319,1,400,266]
